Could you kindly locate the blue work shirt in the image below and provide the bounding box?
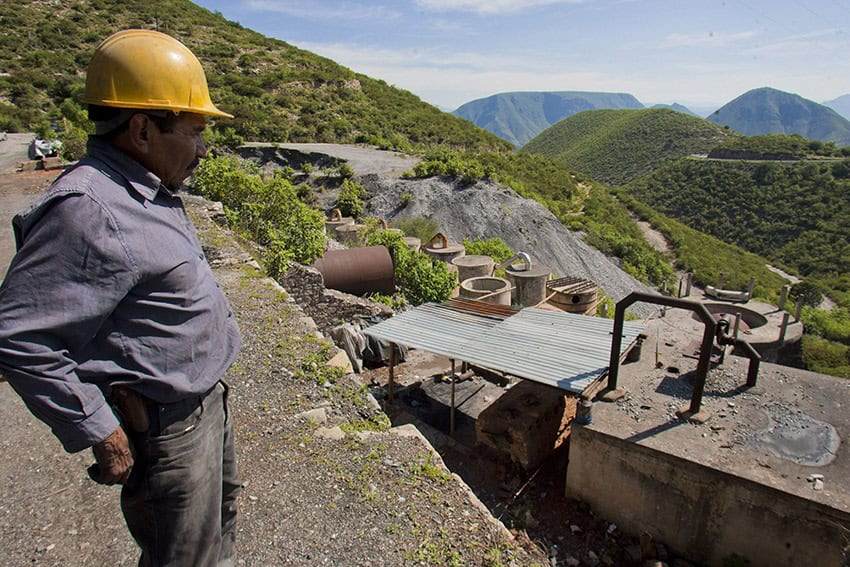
[0,137,241,453]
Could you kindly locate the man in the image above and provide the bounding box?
[0,30,242,566]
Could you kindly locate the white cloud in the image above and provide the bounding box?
[244,0,400,20]
[414,0,586,15]
[299,41,627,108]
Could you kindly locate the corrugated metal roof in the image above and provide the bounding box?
[364,302,645,394]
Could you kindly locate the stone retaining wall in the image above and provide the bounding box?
[277,262,393,333]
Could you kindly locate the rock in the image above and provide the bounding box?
[564,555,580,567]
[295,407,328,424]
[569,524,582,534]
[326,350,353,373]
[315,426,346,440]
[813,478,824,491]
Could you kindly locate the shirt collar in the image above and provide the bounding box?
[85,136,171,201]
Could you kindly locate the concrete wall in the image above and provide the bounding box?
[566,427,850,567]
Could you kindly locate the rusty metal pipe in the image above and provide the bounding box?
[425,232,449,249]
[608,292,716,416]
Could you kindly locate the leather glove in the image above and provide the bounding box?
[89,426,134,485]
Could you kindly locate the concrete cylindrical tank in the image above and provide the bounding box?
[403,236,421,252]
[459,276,512,306]
[423,232,465,263]
[504,264,551,307]
[325,208,354,234]
[335,224,365,245]
[451,255,495,284]
[377,218,403,236]
[312,245,395,296]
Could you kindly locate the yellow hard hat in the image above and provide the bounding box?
[81,29,233,119]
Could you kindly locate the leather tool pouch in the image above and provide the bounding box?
[112,386,151,433]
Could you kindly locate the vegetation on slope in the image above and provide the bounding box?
[625,159,850,286]
[709,133,850,159]
[521,108,732,186]
[0,0,508,152]
[622,155,850,378]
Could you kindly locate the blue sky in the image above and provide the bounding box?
[192,0,850,115]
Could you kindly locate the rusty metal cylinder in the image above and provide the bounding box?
[459,276,512,306]
[451,255,495,284]
[312,245,395,296]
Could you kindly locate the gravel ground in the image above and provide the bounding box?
[0,153,548,565]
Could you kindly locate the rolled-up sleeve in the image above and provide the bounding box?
[0,191,137,452]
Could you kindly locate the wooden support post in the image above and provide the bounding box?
[718,272,725,289]
[795,296,804,322]
[449,359,456,436]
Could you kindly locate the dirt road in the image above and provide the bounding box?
[0,134,56,279]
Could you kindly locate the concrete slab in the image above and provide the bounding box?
[568,304,850,566]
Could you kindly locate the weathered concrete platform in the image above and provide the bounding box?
[567,305,850,567]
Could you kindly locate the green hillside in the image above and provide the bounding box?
[452,91,644,148]
[0,0,508,152]
[521,108,732,185]
[708,87,850,147]
[626,157,850,292]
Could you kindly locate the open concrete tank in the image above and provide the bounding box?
[459,276,512,305]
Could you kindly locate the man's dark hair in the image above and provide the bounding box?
[88,104,179,138]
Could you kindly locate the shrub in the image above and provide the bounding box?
[367,230,456,305]
[462,237,515,264]
[337,162,355,179]
[192,155,326,275]
[390,217,440,242]
[336,178,367,218]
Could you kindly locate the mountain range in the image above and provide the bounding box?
[824,95,850,121]
[455,88,850,149]
[452,91,644,148]
[708,88,850,147]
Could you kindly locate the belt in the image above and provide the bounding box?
[111,383,221,435]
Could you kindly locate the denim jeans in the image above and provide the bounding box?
[121,382,241,567]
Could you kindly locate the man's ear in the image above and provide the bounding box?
[124,113,152,155]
